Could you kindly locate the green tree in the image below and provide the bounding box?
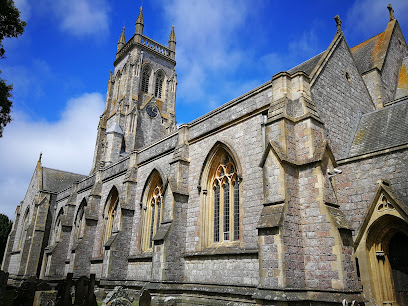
[0,213,12,264]
[0,0,26,137]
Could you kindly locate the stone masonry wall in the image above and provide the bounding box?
[337,150,408,233]
[380,24,408,103]
[312,38,375,159]
[184,255,259,286]
[186,114,264,253]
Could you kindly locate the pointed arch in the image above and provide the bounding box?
[140,169,165,252]
[51,207,65,245]
[199,142,242,247]
[17,207,30,250]
[102,187,120,247]
[73,199,87,242]
[198,141,242,190]
[354,180,408,305]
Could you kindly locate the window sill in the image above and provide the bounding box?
[90,256,104,264]
[184,246,258,258]
[127,252,153,262]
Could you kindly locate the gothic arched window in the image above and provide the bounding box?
[51,208,64,245]
[142,173,163,251]
[202,147,241,246]
[102,188,120,247]
[141,65,151,93]
[154,71,164,99]
[74,201,86,242]
[18,208,30,250]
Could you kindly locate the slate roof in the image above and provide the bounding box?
[350,20,395,74]
[348,99,408,157]
[42,167,86,193]
[288,52,324,75]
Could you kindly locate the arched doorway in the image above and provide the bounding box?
[389,232,408,305]
[366,214,408,305]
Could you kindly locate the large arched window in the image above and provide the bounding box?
[154,71,164,99]
[141,65,151,93]
[102,188,120,246]
[201,146,241,246]
[141,173,163,252]
[74,201,86,243]
[51,208,64,245]
[18,208,30,250]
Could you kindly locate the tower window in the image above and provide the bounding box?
[141,66,151,93]
[154,71,164,99]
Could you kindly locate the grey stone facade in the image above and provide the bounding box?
[3,6,408,306]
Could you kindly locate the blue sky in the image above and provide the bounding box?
[1,0,408,219]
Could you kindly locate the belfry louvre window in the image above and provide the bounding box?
[205,149,240,245]
[141,66,151,93]
[142,174,164,251]
[154,71,164,99]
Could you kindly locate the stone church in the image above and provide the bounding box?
[2,5,408,305]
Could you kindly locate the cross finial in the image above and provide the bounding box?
[334,15,342,33]
[387,4,395,21]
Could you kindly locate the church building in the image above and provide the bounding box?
[2,5,408,305]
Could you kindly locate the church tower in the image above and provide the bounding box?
[91,7,177,171]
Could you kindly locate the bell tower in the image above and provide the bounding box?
[91,7,177,171]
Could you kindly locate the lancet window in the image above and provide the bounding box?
[142,174,163,251]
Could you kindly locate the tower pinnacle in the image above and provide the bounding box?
[117,27,126,53]
[168,26,176,60]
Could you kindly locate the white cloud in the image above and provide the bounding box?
[346,0,408,38]
[0,92,105,219]
[161,0,249,103]
[43,0,110,38]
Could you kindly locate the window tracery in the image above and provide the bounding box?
[202,147,241,247]
[142,174,163,251]
[211,155,240,243]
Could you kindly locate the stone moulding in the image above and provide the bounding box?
[183,247,258,258]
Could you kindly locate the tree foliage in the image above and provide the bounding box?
[0,213,12,264]
[0,0,26,137]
